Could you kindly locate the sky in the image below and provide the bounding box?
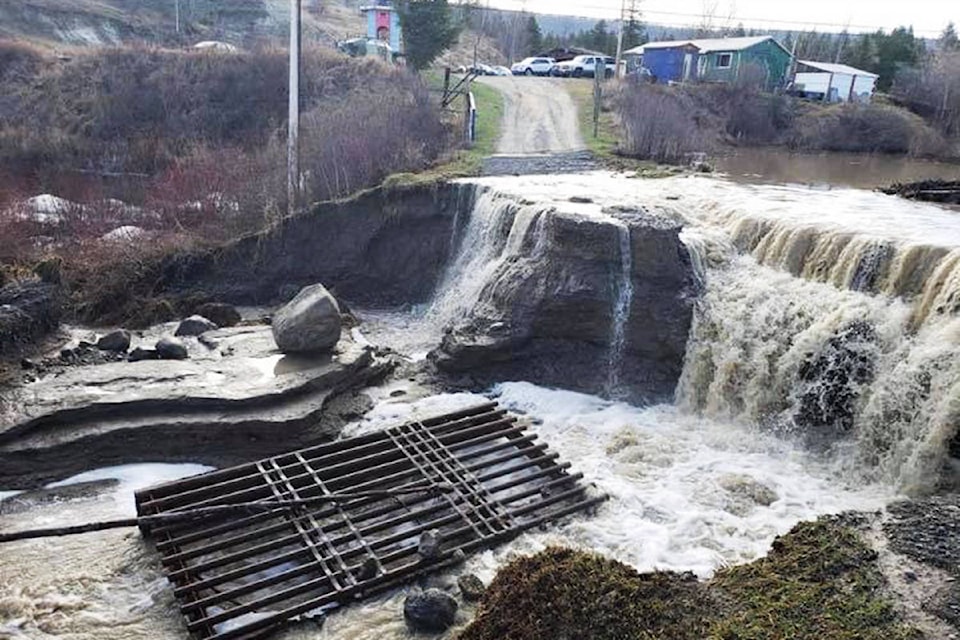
[479,0,956,37]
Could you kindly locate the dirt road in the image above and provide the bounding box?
[477,76,585,155]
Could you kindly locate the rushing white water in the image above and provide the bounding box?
[605,222,634,397]
[2,170,959,639]
[357,188,551,360]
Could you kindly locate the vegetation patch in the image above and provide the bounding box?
[608,81,952,163]
[459,546,714,640]
[711,519,918,640]
[459,519,920,640]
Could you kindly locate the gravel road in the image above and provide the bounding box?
[477,76,585,155]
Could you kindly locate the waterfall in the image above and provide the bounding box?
[426,186,548,332]
[605,223,633,397]
[419,173,960,493]
[676,249,960,494]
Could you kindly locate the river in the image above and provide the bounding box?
[3,166,960,639]
[713,148,960,190]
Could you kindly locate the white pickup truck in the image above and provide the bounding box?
[553,55,615,78]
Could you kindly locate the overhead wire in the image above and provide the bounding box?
[454,0,946,37]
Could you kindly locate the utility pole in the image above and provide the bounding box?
[288,0,301,214]
[614,0,625,78]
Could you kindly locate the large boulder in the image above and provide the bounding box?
[429,207,698,403]
[175,315,218,337]
[0,280,63,357]
[271,284,342,354]
[403,589,458,633]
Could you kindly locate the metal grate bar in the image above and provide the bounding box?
[136,403,605,640]
[155,426,531,554]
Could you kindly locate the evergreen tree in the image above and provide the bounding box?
[590,19,611,53]
[622,17,647,50]
[874,26,922,90]
[731,22,746,38]
[525,15,543,56]
[940,22,959,51]
[397,0,461,70]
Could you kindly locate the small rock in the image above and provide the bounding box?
[97,329,131,352]
[569,196,593,204]
[418,529,442,560]
[20,358,35,370]
[77,340,95,350]
[903,570,918,583]
[59,347,75,361]
[196,302,241,328]
[155,336,188,360]
[457,574,485,602]
[128,347,159,362]
[175,315,218,337]
[271,284,341,354]
[357,557,379,581]
[389,389,407,397]
[198,334,220,350]
[719,473,778,507]
[403,589,457,633]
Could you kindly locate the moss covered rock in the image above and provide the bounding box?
[459,519,920,640]
[459,547,714,640]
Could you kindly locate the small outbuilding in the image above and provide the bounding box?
[792,60,878,103]
[623,35,792,91]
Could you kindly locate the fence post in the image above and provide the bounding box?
[593,61,604,138]
[465,91,477,144]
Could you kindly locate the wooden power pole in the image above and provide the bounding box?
[288,0,302,214]
[614,0,626,78]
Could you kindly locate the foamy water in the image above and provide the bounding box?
[2,170,958,639]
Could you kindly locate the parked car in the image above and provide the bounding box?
[510,57,555,76]
[491,65,511,76]
[553,55,615,78]
[626,66,656,83]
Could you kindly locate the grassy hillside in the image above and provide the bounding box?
[0,0,363,49]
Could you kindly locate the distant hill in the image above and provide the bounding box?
[0,0,364,49]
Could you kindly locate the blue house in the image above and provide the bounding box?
[623,36,792,90]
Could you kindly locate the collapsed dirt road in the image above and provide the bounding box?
[477,76,585,155]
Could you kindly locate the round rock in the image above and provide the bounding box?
[271,284,342,354]
[156,336,188,360]
[128,347,159,362]
[175,315,218,337]
[403,589,457,633]
[458,573,486,602]
[97,329,131,352]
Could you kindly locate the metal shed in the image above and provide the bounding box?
[793,60,879,103]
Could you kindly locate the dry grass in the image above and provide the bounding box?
[0,41,455,326]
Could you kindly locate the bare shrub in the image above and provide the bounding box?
[613,83,712,163]
[893,51,960,140]
[788,103,947,155]
[693,84,794,145]
[300,80,448,201]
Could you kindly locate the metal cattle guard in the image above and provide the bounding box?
[135,402,605,640]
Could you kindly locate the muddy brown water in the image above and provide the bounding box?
[714,148,960,190]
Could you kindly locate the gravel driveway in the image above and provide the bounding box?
[477,76,585,155]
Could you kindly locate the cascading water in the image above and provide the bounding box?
[4,170,960,640]
[605,222,634,397]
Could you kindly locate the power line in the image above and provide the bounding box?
[455,0,945,37]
